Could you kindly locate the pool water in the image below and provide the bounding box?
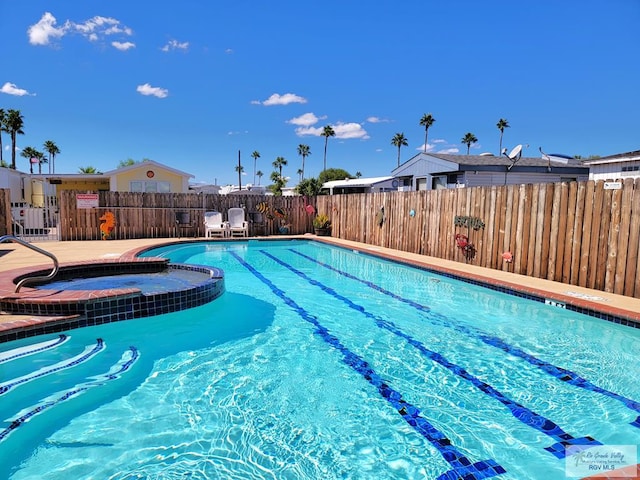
[1,240,639,479]
[41,268,213,294]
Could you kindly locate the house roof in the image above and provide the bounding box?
[322,176,394,189]
[103,159,194,178]
[425,153,585,168]
[582,149,640,165]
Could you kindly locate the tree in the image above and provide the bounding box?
[0,109,6,165]
[269,170,287,196]
[419,113,436,152]
[6,109,24,170]
[355,171,362,178]
[256,170,264,185]
[295,177,322,196]
[251,150,260,185]
[297,144,311,180]
[118,158,137,168]
[321,125,335,172]
[461,132,478,155]
[20,146,40,174]
[318,168,352,184]
[391,132,408,167]
[78,165,101,174]
[272,156,287,179]
[496,118,510,155]
[43,140,60,174]
[297,168,304,182]
[235,163,244,191]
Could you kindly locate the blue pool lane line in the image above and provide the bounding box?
[230,252,506,480]
[0,339,104,396]
[0,335,69,364]
[290,248,640,430]
[265,250,601,459]
[0,346,139,443]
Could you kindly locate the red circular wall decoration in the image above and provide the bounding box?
[146,170,155,178]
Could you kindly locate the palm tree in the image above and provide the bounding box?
[251,150,260,185]
[297,168,304,182]
[6,109,25,170]
[235,163,244,190]
[496,118,510,155]
[461,132,478,155]
[256,170,264,185]
[297,144,311,180]
[43,140,60,174]
[391,132,408,167]
[0,108,6,166]
[78,165,101,174]
[321,125,335,172]
[419,113,436,152]
[20,146,39,174]
[272,156,287,179]
[356,171,362,178]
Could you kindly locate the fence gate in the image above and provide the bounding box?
[12,194,60,242]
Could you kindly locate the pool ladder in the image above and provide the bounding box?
[0,235,59,292]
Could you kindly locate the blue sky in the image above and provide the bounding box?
[2,1,639,186]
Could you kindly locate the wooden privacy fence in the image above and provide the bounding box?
[57,191,316,241]
[2,179,639,298]
[317,179,640,298]
[0,189,10,236]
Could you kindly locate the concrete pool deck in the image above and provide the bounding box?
[1,235,640,333]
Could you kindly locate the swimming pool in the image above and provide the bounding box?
[1,239,639,479]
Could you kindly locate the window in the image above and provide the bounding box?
[416,178,428,191]
[130,181,171,193]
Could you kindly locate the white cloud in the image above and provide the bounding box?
[415,143,435,152]
[333,122,370,140]
[27,12,67,45]
[0,82,34,96]
[260,93,307,106]
[287,112,325,127]
[72,16,132,39]
[366,116,389,123]
[136,83,168,98]
[438,147,459,154]
[295,122,369,140]
[225,48,234,54]
[28,13,133,46]
[112,41,135,51]
[432,138,447,144]
[161,39,189,52]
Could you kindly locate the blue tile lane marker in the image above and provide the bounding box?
[0,339,105,396]
[0,335,69,364]
[229,251,506,480]
[290,248,640,430]
[0,346,139,443]
[265,250,602,459]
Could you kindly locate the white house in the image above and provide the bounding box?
[582,150,640,181]
[391,152,589,190]
[322,176,396,195]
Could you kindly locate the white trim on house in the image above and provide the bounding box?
[322,176,395,194]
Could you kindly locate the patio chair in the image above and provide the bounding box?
[227,207,249,237]
[204,211,228,238]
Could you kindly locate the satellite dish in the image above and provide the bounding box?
[540,146,571,171]
[507,144,523,160]
[503,144,524,171]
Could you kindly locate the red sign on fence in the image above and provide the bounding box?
[76,193,99,209]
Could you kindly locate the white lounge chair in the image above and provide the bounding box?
[227,207,249,237]
[204,211,228,238]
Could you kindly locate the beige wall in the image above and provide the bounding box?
[112,165,188,193]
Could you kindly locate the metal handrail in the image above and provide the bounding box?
[0,235,60,292]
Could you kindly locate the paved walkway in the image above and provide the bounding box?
[1,236,640,328]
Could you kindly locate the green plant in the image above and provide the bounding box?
[313,213,331,229]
